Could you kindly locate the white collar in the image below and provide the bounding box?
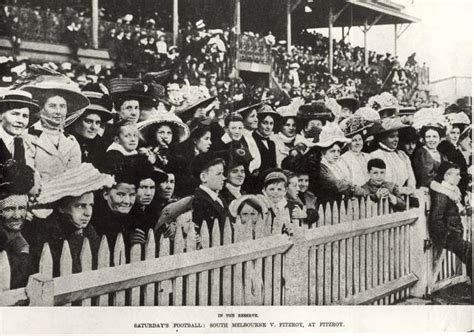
[0,126,15,149]
[106,142,138,156]
[200,185,220,202]
[221,132,233,144]
[225,183,242,198]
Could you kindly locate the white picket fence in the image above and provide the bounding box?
[0,190,471,306]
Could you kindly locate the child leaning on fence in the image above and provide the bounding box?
[428,161,472,281]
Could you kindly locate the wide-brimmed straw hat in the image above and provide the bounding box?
[174,96,217,123]
[257,104,281,123]
[367,92,399,119]
[21,75,89,113]
[412,107,447,132]
[228,194,270,218]
[78,83,114,122]
[338,115,374,138]
[36,163,115,205]
[445,112,470,128]
[326,84,360,113]
[312,122,351,148]
[0,89,40,114]
[370,117,409,136]
[137,114,190,144]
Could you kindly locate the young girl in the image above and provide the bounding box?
[429,161,472,281]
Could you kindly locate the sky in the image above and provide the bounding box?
[316,0,472,82]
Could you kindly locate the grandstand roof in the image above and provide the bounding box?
[302,0,420,28]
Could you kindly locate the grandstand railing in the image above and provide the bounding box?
[1,6,171,49]
[237,35,272,65]
[2,190,467,306]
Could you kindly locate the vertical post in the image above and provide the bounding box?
[91,0,99,48]
[364,19,368,67]
[328,7,333,75]
[410,189,430,298]
[341,26,345,42]
[286,0,292,54]
[173,0,179,46]
[26,274,54,306]
[283,226,308,305]
[394,24,398,57]
[235,0,241,35]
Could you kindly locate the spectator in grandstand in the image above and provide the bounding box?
[22,73,88,183]
[337,115,373,187]
[296,101,334,139]
[0,161,35,288]
[67,84,113,167]
[0,89,40,167]
[90,164,140,250]
[191,151,229,237]
[428,161,472,281]
[398,126,419,158]
[411,108,447,189]
[370,117,417,199]
[284,170,318,226]
[228,194,269,238]
[438,111,471,199]
[271,97,306,167]
[25,164,113,276]
[136,114,190,197]
[313,122,368,204]
[362,158,406,212]
[252,105,279,190]
[219,148,251,206]
[295,167,317,218]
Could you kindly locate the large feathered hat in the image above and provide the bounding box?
[367,92,399,119]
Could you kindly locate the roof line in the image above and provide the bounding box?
[345,0,420,23]
[430,76,472,84]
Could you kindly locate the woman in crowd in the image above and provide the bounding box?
[137,114,191,197]
[398,126,419,158]
[271,97,306,167]
[337,115,373,187]
[252,104,279,183]
[234,102,262,175]
[219,148,251,206]
[68,84,113,168]
[428,161,472,281]
[0,161,35,288]
[314,122,368,204]
[438,112,470,198]
[412,108,447,189]
[24,163,114,276]
[370,117,417,198]
[22,72,89,182]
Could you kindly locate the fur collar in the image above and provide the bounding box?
[430,180,462,203]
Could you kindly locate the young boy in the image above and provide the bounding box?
[102,120,141,173]
[191,152,229,238]
[362,158,406,212]
[211,113,245,152]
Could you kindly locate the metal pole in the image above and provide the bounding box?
[91,0,99,48]
[173,0,178,46]
[236,0,241,35]
[364,19,368,67]
[329,7,333,75]
[394,24,398,57]
[287,0,292,54]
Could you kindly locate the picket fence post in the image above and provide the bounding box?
[283,224,307,305]
[25,273,54,306]
[409,189,430,298]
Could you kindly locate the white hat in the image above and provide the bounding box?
[229,195,270,218]
[313,122,351,148]
[412,107,447,131]
[195,19,206,29]
[124,14,133,22]
[137,114,190,144]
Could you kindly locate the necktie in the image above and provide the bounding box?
[13,137,25,164]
